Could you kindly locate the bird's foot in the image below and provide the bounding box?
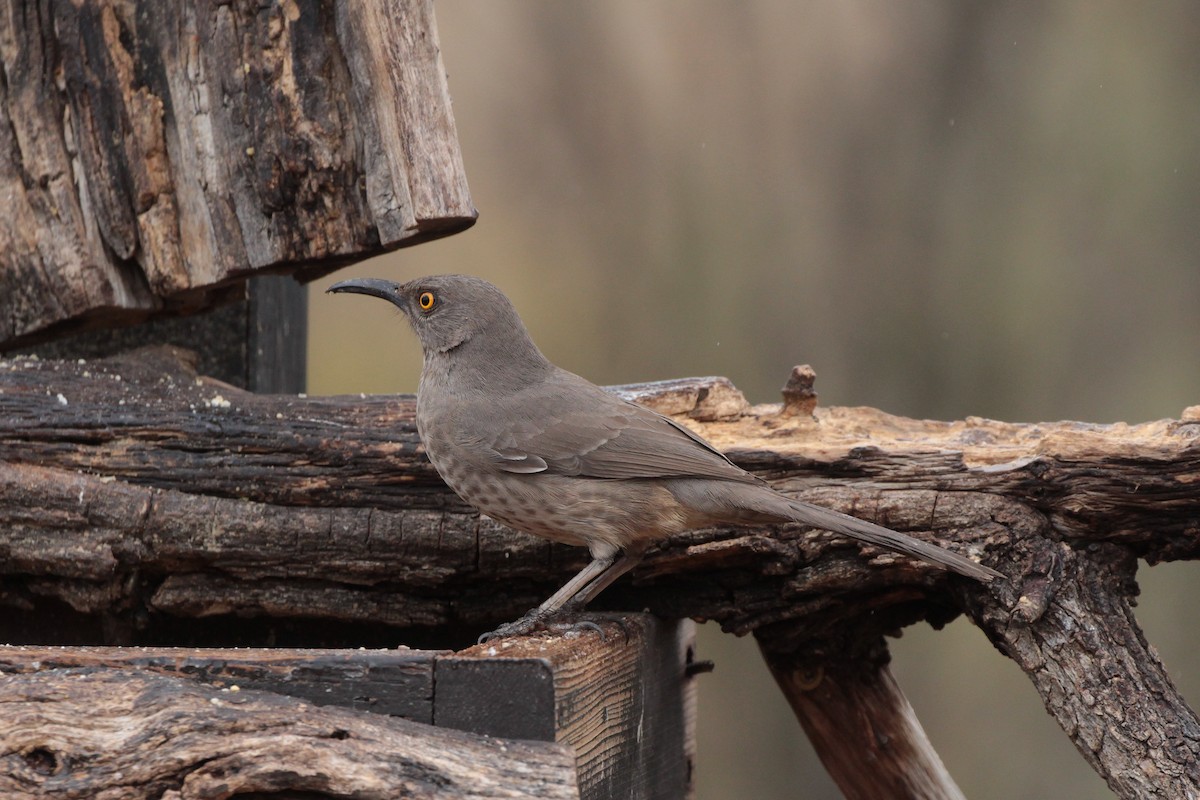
[477,610,605,644]
[477,612,542,644]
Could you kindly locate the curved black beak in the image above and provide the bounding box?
[326,278,404,305]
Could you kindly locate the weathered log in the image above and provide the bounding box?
[1,346,1196,642]
[3,347,1200,797]
[0,0,475,349]
[0,668,578,799]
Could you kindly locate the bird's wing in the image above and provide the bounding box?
[475,377,759,483]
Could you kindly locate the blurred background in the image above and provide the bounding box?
[309,3,1200,797]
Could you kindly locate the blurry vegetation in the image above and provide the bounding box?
[309,3,1200,798]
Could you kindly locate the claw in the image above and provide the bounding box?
[546,619,605,641]
[476,612,608,644]
[477,609,544,647]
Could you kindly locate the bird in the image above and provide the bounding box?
[328,275,1003,641]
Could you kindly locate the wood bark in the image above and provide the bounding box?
[762,639,965,800]
[965,542,1200,798]
[0,668,578,799]
[0,0,475,349]
[2,347,1199,796]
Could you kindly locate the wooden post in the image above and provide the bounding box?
[439,616,698,800]
[247,275,308,394]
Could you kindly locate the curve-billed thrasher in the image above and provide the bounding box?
[329,275,1002,640]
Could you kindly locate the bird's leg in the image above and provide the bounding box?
[533,552,618,616]
[476,543,648,643]
[557,542,648,613]
[476,554,616,643]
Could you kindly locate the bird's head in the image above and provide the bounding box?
[326,274,538,359]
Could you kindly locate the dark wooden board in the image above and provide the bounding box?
[0,645,441,721]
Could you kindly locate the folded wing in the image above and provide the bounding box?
[481,376,759,484]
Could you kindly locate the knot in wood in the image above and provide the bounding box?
[21,746,59,776]
[780,365,818,417]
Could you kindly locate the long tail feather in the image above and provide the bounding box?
[778,496,1004,581]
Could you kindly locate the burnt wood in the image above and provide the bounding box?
[0,645,441,720]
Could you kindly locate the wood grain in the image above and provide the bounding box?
[0,0,476,349]
[439,616,696,800]
[0,668,577,799]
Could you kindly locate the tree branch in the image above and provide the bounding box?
[761,637,964,800]
[966,541,1200,797]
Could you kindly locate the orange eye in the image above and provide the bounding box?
[418,291,436,311]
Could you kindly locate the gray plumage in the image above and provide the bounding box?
[328,275,1002,640]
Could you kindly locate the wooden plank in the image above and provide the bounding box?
[0,645,442,722]
[436,615,697,800]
